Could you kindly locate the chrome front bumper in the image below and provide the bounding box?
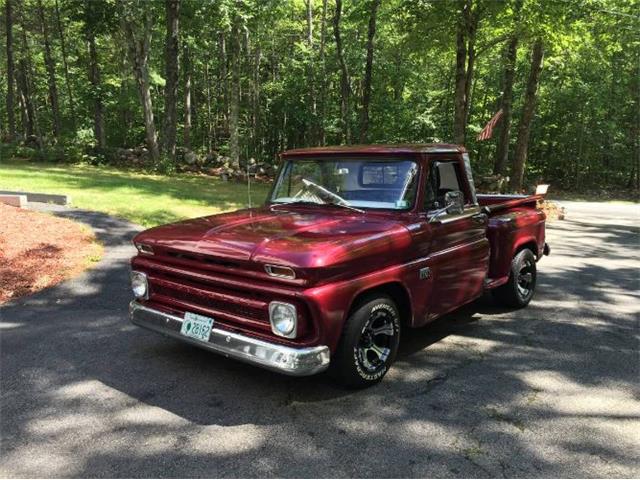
[129,301,330,376]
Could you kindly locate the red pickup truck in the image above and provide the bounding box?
[129,144,548,387]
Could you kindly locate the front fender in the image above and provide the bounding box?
[302,260,432,352]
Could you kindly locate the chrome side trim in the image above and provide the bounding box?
[129,301,330,376]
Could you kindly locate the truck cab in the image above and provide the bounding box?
[129,144,547,388]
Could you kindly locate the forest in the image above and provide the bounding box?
[0,0,638,194]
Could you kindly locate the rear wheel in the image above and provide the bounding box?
[330,295,401,389]
[493,248,537,308]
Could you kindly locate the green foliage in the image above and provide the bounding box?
[0,0,638,192]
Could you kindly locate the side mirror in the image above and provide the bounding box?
[444,190,464,215]
[429,190,465,223]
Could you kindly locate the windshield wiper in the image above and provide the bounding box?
[269,200,323,209]
[270,199,364,213]
[325,201,364,213]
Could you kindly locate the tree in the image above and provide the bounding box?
[54,0,76,125]
[359,0,381,143]
[162,0,180,158]
[76,0,115,149]
[333,0,351,144]
[511,38,544,191]
[493,0,522,175]
[317,0,328,146]
[453,0,479,145]
[228,17,241,167]
[87,35,106,149]
[5,0,16,141]
[16,6,43,148]
[122,0,160,161]
[183,43,192,149]
[37,0,62,140]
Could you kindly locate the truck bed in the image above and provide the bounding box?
[477,194,547,288]
[477,193,543,215]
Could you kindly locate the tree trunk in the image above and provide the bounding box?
[37,0,62,140]
[162,0,180,159]
[333,0,351,144]
[453,0,469,145]
[183,44,192,149]
[205,60,213,151]
[54,0,76,125]
[306,0,317,144]
[87,35,106,149]
[511,38,544,192]
[318,0,328,145]
[494,36,518,174]
[219,33,229,133]
[306,0,313,44]
[494,0,522,175]
[251,43,261,157]
[5,0,16,141]
[123,6,160,162]
[463,12,478,128]
[228,21,241,167]
[16,61,34,139]
[18,14,43,148]
[359,0,381,143]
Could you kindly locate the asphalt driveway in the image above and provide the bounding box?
[1,201,638,478]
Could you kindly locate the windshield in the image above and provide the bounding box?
[270,157,419,210]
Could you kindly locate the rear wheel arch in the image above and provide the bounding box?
[514,239,538,259]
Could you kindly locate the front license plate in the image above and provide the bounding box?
[180,312,214,342]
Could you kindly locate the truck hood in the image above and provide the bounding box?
[133,207,412,270]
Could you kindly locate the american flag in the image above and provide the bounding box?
[477,109,503,141]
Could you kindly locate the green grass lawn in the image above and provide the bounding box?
[0,160,271,227]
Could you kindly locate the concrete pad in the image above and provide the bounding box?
[0,190,71,205]
[0,194,27,208]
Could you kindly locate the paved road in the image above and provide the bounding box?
[1,202,638,478]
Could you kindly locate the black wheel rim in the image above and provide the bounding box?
[517,258,535,299]
[356,308,396,374]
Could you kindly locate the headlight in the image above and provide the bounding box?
[131,271,148,299]
[269,301,297,338]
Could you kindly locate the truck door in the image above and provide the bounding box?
[422,157,490,320]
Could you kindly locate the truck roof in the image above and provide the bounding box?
[281,143,466,157]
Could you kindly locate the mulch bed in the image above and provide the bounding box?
[0,204,102,304]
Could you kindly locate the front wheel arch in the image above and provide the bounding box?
[345,282,413,330]
[330,293,402,388]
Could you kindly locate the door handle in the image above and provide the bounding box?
[471,213,487,224]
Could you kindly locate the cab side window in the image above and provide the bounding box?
[424,160,466,210]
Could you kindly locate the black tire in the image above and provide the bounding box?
[330,295,401,389]
[493,248,537,308]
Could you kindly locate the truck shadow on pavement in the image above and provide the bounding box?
[1,206,638,477]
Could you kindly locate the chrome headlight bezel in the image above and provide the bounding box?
[135,243,154,255]
[268,301,297,338]
[131,271,149,300]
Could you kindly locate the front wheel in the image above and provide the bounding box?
[330,295,401,389]
[493,248,537,308]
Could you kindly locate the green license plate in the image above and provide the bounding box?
[180,312,214,342]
